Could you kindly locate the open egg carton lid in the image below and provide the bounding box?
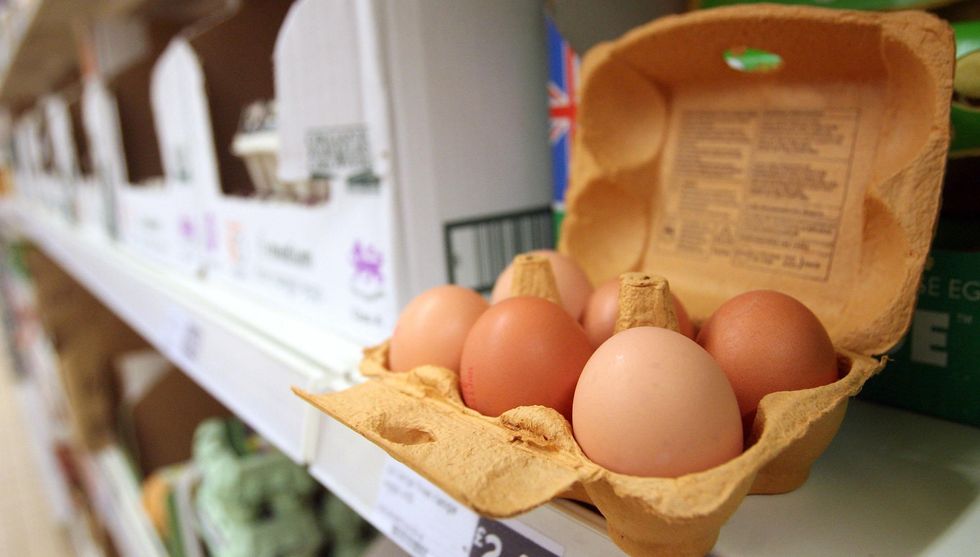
[298,5,954,556]
[560,5,952,358]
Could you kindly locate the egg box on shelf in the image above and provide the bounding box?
[81,76,127,238]
[695,0,961,9]
[81,55,192,272]
[83,12,207,272]
[64,86,109,237]
[39,93,83,222]
[11,110,47,206]
[296,5,954,556]
[149,0,294,277]
[11,99,73,218]
[193,0,553,345]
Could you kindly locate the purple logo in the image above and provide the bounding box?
[179,216,195,240]
[351,241,383,283]
[205,213,218,251]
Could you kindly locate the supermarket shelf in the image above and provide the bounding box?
[0,199,362,463]
[310,412,625,557]
[310,398,980,557]
[81,445,167,557]
[4,199,980,556]
[715,400,980,557]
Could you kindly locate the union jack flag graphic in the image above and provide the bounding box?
[547,17,579,210]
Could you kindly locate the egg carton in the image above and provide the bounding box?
[297,5,952,556]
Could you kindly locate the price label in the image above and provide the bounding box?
[163,307,203,371]
[374,459,563,557]
[471,518,563,557]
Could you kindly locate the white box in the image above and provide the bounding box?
[149,1,294,277]
[41,94,78,221]
[83,63,187,271]
[151,39,221,270]
[61,87,109,237]
[82,76,127,239]
[12,111,44,205]
[11,102,69,218]
[39,89,109,236]
[201,0,553,345]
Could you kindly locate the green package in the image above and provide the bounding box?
[699,1,958,10]
[861,235,980,427]
[952,21,980,155]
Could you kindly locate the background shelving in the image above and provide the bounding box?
[5,195,980,557]
[1,1,979,555]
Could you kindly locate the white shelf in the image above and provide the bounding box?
[310,412,624,557]
[3,198,980,556]
[0,199,360,463]
[310,398,980,557]
[715,400,980,556]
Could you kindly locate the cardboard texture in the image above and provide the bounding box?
[298,6,953,556]
[114,350,230,476]
[23,247,103,348]
[57,313,148,451]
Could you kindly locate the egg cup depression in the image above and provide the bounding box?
[296,343,878,556]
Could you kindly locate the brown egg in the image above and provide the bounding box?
[573,327,743,477]
[581,277,696,348]
[491,250,593,320]
[696,290,839,422]
[459,296,593,420]
[389,285,489,373]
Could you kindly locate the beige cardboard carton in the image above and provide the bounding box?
[298,5,953,556]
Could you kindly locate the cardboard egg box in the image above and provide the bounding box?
[298,5,954,556]
[83,57,189,269]
[196,0,552,345]
[10,98,73,218]
[39,93,82,221]
[11,110,48,208]
[81,75,128,238]
[24,85,107,235]
[78,15,207,271]
[150,0,295,276]
[64,86,109,237]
